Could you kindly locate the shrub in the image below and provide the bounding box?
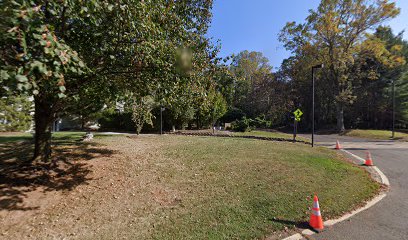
[98,111,136,132]
[253,115,273,129]
[231,117,254,132]
[220,107,245,123]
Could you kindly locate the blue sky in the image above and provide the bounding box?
[207,0,408,69]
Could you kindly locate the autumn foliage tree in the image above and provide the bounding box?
[1,2,86,161]
[279,0,400,132]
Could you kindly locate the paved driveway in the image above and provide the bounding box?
[299,134,408,240]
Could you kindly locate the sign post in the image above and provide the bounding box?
[293,108,303,142]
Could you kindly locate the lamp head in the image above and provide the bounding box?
[312,64,324,69]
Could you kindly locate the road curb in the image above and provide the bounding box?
[282,233,303,240]
[283,148,390,240]
[340,149,390,186]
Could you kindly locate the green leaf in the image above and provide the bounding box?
[0,70,10,80]
[31,61,47,74]
[59,86,66,92]
[16,75,28,82]
[58,93,66,98]
[24,83,32,90]
[70,67,78,73]
[20,33,27,54]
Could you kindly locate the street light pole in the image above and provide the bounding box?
[392,79,395,139]
[312,68,315,147]
[312,64,323,147]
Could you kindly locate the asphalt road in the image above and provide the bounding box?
[299,134,408,240]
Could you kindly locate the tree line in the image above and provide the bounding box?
[217,0,407,133]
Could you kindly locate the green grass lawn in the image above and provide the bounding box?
[0,133,379,239]
[0,131,111,144]
[0,131,91,165]
[233,130,309,142]
[149,136,378,239]
[0,132,33,143]
[344,129,408,141]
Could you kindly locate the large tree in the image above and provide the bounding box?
[279,0,400,132]
[229,51,272,114]
[0,0,215,162]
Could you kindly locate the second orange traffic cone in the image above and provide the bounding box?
[309,195,324,231]
[335,140,342,150]
[364,151,374,166]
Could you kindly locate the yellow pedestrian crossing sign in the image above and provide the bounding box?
[293,108,303,121]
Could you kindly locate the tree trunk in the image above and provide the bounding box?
[33,97,54,162]
[336,102,345,133]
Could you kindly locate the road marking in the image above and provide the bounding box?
[373,166,390,186]
[323,193,387,226]
[340,149,390,186]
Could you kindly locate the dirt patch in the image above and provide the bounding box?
[0,135,181,239]
[0,139,116,239]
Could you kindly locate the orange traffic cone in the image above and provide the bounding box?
[364,151,374,166]
[309,195,324,231]
[335,140,342,150]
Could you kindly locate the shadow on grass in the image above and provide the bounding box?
[0,139,115,212]
[0,135,32,144]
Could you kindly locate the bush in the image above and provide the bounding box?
[231,117,254,132]
[98,111,136,132]
[231,115,273,132]
[220,107,245,123]
[253,115,273,129]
